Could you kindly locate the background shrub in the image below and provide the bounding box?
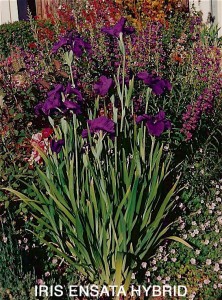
[0,21,35,58]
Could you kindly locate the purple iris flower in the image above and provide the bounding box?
[101,17,135,38]
[34,102,44,116]
[34,83,83,116]
[52,36,71,53]
[137,71,172,95]
[72,37,92,58]
[63,101,82,114]
[82,116,115,138]
[65,83,83,102]
[52,31,91,57]
[136,110,171,137]
[50,139,65,154]
[40,84,64,115]
[42,96,62,116]
[47,84,64,97]
[94,76,113,96]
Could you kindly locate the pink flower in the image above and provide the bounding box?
[26,131,51,165]
[37,279,44,285]
[204,279,210,285]
[214,263,220,272]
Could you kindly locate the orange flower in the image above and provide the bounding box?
[172,53,183,63]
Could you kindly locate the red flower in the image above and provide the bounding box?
[28,42,37,49]
[41,128,54,138]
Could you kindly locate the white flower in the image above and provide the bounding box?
[165,276,170,281]
[2,236,7,243]
[179,203,184,209]
[204,279,210,284]
[145,271,150,277]
[52,258,58,265]
[195,249,200,255]
[190,258,196,265]
[152,266,157,271]
[206,259,211,265]
[131,273,135,279]
[210,203,216,209]
[188,293,196,300]
[214,263,220,272]
[191,221,197,226]
[180,223,185,229]
[217,216,222,225]
[171,257,177,262]
[203,239,209,245]
[170,249,176,254]
[141,262,147,268]
[157,276,162,281]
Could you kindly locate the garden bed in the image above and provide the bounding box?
[0,1,222,299]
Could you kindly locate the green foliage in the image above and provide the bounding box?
[146,181,222,300]
[6,117,179,289]
[0,21,35,57]
[5,39,182,287]
[0,224,36,299]
[200,23,222,47]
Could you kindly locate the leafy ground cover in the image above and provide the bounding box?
[0,1,221,299]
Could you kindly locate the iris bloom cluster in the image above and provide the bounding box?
[31,17,172,157]
[34,83,82,116]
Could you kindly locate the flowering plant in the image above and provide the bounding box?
[5,18,189,289]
